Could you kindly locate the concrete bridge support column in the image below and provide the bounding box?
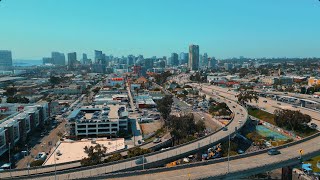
[281,166,293,180]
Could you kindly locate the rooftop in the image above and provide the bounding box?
[44,138,125,165]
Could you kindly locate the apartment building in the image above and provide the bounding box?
[0,103,49,156]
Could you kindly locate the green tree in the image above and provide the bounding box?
[5,87,17,96]
[127,147,151,158]
[30,159,45,167]
[92,87,101,94]
[237,90,259,105]
[104,153,123,163]
[49,76,62,85]
[274,109,311,132]
[156,95,174,122]
[168,114,205,145]
[80,144,107,166]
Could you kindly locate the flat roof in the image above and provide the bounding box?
[44,138,125,165]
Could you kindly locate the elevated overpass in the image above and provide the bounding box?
[80,84,320,180]
[0,90,249,179]
[88,132,320,180]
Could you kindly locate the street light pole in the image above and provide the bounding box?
[227,134,230,174]
[26,144,30,176]
[54,149,57,180]
[9,142,12,177]
[142,155,145,170]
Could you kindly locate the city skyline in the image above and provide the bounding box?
[1,0,320,59]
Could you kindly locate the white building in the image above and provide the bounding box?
[68,104,128,137]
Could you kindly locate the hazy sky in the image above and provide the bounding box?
[0,0,320,60]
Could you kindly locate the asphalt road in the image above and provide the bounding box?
[200,84,320,128]
[107,133,320,180]
[1,88,248,179]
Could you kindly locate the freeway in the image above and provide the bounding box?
[1,87,249,179]
[199,84,320,128]
[84,84,320,180]
[94,132,320,180]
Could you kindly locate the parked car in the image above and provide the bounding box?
[0,163,12,171]
[267,149,281,155]
[277,103,281,105]
[263,100,267,103]
[310,123,318,129]
[222,127,228,131]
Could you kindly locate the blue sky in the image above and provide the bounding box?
[0,0,320,59]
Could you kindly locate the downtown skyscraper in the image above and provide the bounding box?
[67,52,77,70]
[0,50,13,71]
[51,52,66,65]
[188,44,199,71]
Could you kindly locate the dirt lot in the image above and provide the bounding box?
[140,120,164,135]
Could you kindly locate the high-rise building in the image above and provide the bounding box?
[224,63,234,71]
[188,45,199,71]
[42,57,53,65]
[208,57,217,69]
[127,55,134,66]
[202,53,208,68]
[51,52,65,65]
[94,50,103,63]
[144,58,154,70]
[179,52,188,65]
[170,53,179,66]
[0,50,13,71]
[81,53,88,64]
[67,52,77,69]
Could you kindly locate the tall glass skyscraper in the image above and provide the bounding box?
[188,45,199,71]
[0,50,13,71]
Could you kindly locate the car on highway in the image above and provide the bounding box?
[267,148,281,155]
[135,156,147,165]
[153,138,162,143]
[222,127,228,131]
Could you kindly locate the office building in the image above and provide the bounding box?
[51,52,65,65]
[0,50,13,71]
[224,63,234,71]
[208,57,217,69]
[81,53,88,64]
[67,52,77,69]
[201,53,208,69]
[179,52,188,65]
[170,53,179,66]
[188,45,199,71]
[42,57,53,65]
[67,104,128,137]
[127,55,134,66]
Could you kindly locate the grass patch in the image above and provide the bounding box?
[294,127,318,138]
[305,155,320,173]
[248,108,275,125]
